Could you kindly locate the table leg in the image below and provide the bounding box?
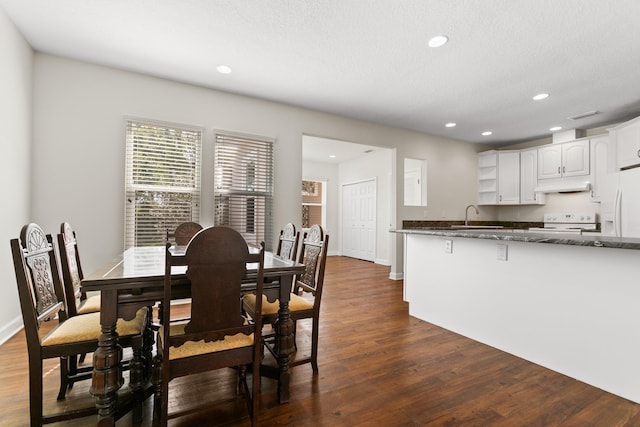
[273,275,294,403]
[90,290,122,426]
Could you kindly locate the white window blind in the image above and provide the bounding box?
[214,132,273,249]
[125,119,202,248]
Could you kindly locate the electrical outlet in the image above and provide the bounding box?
[497,243,508,261]
[444,239,453,253]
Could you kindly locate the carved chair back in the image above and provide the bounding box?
[57,222,85,317]
[275,223,300,261]
[294,224,329,312]
[11,223,69,349]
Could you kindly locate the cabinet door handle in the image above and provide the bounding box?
[637,149,640,158]
[563,166,566,173]
[557,166,561,173]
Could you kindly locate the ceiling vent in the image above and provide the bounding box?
[569,110,600,120]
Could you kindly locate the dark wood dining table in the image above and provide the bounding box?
[82,245,305,426]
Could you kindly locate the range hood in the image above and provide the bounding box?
[534,181,591,193]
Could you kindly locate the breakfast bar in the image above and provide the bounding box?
[394,228,640,403]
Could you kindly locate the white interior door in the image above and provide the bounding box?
[342,179,376,261]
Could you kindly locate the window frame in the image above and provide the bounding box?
[213,130,274,250]
[124,117,203,249]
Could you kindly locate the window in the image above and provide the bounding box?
[214,132,273,249]
[125,119,202,248]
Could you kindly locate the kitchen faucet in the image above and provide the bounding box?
[465,204,479,226]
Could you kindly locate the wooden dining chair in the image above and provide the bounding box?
[168,221,203,246]
[57,223,101,316]
[275,223,300,261]
[243,224,329,373]
[10,223,149,426]
[153,226,264,426]
[158,221,204,325]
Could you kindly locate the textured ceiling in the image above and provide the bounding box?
[2,0,640,146]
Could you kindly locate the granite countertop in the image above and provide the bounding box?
[391,227,640,250]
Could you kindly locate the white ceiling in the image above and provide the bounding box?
[2,0,640,147]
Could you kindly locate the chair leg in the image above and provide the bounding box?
[238,365,247,396]
[57,356,70,400]
[152,352,163,425]
[129,336,144,423]
[30,357,43,427]
[79,352,87,363]
[292,320,298,350]
[311,317,319,373]
[251,360,260,427]
[143,306,155,382]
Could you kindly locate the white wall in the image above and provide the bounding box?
[0,8,33,344]
[30,53,481,284]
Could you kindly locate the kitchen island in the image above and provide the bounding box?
[394,228,640,403]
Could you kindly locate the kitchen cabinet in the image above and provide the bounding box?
[477,150,519,205]
[477,151,498,205]
[520,148,545,204]
[538,139,590,179]
[612,115,640,170]
[497,151,520,204]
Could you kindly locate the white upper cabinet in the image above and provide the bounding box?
[538,140,589,179]
[477,150,520,205]
[537,144,562,179]
[613,116,640,170]
[497,151,520,204]
[562,140,590,177]
[520,148,545,205]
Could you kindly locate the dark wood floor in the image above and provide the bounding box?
[3,256,640,426]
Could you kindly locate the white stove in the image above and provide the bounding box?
[528,212,597,234]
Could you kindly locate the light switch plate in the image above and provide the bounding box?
[497,243,508,261]
[444,239,453,253]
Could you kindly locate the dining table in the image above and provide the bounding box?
[81,245,305,426]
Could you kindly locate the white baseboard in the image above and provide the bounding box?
[0,316,23,346]
[375,258,390,266]
[389,272,404,281]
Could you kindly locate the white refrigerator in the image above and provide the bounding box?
[614,166,640,238]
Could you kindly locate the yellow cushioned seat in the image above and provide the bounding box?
[42,308,147,346]
[77,294,101,315]
[159,321,254,360]
[243,293,313,315]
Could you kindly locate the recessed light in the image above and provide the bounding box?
[329,154,336,159]
[481,131,492,136]
[428,35,449,48]
[445,122,456,128]
[216,65,232,74]
[533,93,549,101]
[549,126,562,131]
